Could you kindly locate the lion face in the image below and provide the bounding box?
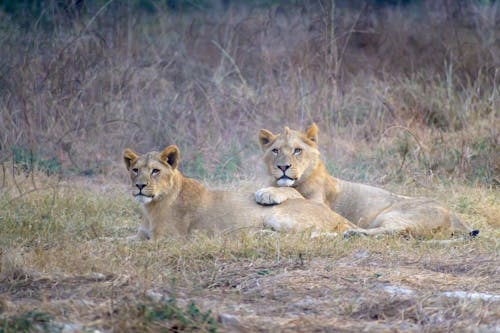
[123,145,180,204]
[258,124,321,187]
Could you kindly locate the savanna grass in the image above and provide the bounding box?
[0,175,498,331]
[0,1,499,331]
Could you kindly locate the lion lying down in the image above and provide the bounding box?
[255,124,479,238]
[123,145,358,240]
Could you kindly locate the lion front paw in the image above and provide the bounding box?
[126,227,151,241]
[255,187,288,205]
[126,234,143,242]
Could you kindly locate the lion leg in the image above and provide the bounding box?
[344,227,402,238]
[255,187,304,205]
[371,206,480,238]
[127,226,151,241]
[127,219,152,241]
[346,207,470,238]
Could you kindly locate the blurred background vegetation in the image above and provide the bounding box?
[0,0,498,185]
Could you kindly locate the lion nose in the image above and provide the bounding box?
[136,184,146,191]
[277,164,291,172]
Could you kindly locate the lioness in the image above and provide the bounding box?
[255,124,479,238]
[123,145,358,240]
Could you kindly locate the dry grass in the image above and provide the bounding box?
[0,175,499,332]
[0,1,499,332]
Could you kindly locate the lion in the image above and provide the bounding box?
[255,124,479,238]
[123,144,358,240]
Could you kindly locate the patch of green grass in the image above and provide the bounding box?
[183,154,208,180]
[213,145,242,182]
[11,146,60,176]
[0,311,55,333]
[183,145,243,182]
[455,196,474,214]
[325,157,376,183]
[138,298,218,332]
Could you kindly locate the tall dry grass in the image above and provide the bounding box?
[0,0,498,186]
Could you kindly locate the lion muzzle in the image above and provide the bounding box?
[276,175,296,187]
[133,193,154,204]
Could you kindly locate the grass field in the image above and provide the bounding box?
[0,0,499,332]
[0,171,499,332]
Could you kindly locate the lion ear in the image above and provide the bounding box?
[258,129,276,150]
[160,145,180,169]
[305,123,318,144]
[123,149,138,171]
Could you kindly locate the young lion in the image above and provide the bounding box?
[123,145,358,240]
[255,124,479,238]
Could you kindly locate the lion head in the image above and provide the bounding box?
[258,124,321,187]
[123,145,180,204]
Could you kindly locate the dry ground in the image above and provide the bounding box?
[0,175,499,332]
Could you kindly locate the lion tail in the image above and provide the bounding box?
[451,214,479,238]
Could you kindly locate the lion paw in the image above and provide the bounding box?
[343,229,368,239]
[126,227,151,241]
[255,187,287,205]
[126,234,143,242]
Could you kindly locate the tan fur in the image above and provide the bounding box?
[123,145,357,240]
[256,124,477,238]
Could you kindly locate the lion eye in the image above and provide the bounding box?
[132,168,138,175]
[294,148,302,155]
[271,148,279,155]
[151,169,160,176]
